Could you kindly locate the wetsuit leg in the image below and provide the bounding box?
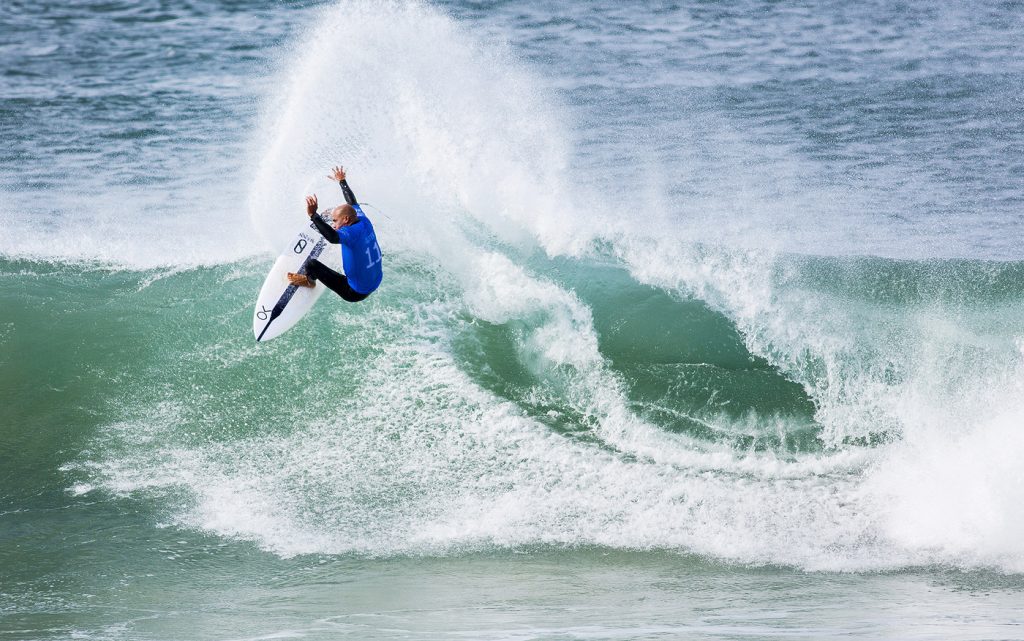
[306,259,369,303]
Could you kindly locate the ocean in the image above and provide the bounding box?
[3,0,1024,639]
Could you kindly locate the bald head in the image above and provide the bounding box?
[330,204,357,229]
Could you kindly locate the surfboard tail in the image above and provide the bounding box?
[253,240,326,342]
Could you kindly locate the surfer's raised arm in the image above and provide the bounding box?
[328,165,358,205]
[305,194,340,244]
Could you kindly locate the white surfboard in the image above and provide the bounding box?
[253,216,330,342]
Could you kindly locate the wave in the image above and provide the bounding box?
[32,0,1024,572]
[54,247,1024,571]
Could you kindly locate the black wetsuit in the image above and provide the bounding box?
[307,179,370,303]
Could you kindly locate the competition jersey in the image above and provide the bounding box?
[336,204,383,295]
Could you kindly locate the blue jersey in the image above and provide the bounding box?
[336,204,383,295]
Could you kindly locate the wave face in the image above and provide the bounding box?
[58,250,1024,570]
[6,0,1024,576]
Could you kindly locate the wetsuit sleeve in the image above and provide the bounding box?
[311,214,340,243]
[339,179,358,205]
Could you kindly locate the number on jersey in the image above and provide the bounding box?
[365,240,382,269]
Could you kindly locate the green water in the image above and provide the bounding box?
[4,257,1024,639]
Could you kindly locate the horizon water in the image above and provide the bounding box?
[3,1,1024,639]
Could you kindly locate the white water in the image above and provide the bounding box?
[60,0,1024,573]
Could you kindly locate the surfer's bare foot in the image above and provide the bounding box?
[287,272,314,288]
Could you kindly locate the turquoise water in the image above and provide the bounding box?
[4,1,1024,639]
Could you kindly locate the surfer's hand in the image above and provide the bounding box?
[305,195,318,217]
[328,166,346,182]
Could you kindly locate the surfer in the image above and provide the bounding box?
[287,166,383,302]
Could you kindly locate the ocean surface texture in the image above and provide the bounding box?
[3,1,1024,639]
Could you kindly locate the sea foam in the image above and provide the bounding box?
[65,0,1024,573]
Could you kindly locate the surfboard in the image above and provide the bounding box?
[253,216,330,342]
